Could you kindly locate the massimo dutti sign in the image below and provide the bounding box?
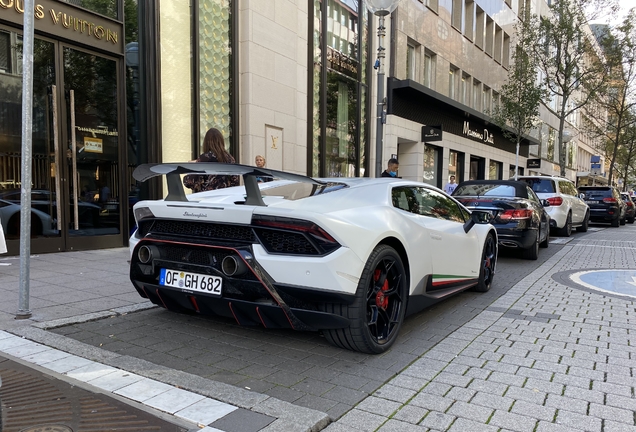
[462,121,495,145]
[0,0,123,55]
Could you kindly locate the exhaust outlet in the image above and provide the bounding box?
[138,245,159,263]
[222,255,247,276]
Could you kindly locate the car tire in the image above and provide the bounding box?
[629,217,635,224]
[474,232,496,292]
[611,216,620,227]
[620,217,626,226]
[540,230,549,248]
[321,244,407,354]
[556,213,572,237]
[576,212,589,232]
[522,232,540,260]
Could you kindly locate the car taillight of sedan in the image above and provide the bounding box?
[497,209,534,222]
[546,197,563,206]
[626,201,634,207]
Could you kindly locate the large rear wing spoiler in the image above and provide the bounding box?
[132,163,326,206]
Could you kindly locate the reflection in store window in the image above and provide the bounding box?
[423,145,440,187]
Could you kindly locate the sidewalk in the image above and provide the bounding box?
[0,226,635,431]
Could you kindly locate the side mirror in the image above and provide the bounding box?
[464,210,493,233]
[541,199,550,208]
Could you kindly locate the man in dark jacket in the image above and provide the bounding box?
[381,158,400,178]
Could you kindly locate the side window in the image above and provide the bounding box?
[418,187,466,223]
[392,187,414,212]
[527,186,540,203]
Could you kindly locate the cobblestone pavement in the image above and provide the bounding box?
[324,225,636,432]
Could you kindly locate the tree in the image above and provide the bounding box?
[592,9,636,186]
[533,0,618,177]
[491,4,544,180]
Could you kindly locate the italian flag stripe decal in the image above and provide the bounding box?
[432,275,477,287]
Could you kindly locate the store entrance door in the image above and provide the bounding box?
[0,28,124,255]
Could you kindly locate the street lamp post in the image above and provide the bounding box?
[365,0,402,178]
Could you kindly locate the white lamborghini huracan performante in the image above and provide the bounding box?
[129,163,498,354]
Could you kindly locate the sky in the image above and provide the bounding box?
[589,0,636,26]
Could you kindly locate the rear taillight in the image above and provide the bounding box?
[547,197,563,206]
[627,202,634,207]
[603,198,617,203]
[252,216,337,243]
[498,209,534,222]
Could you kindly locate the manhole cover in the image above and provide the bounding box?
[19,426,73,432]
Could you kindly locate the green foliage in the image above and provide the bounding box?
[490,5,544,178]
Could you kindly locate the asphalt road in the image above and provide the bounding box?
[48,228,585,421]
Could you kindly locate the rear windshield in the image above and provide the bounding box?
[260,181,347,200]
[453,184,517,197]
[519,178,555,193]
[580,188,612,199]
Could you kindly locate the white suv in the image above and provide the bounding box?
[518,176,590,237]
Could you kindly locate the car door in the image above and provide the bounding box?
[407,186,482,286]
[561,181,585,224]
[527,187,549,243]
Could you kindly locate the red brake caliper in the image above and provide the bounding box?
[374,269,389,310]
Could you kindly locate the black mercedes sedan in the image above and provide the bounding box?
[452,180,551,260]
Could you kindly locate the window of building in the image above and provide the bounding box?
[510,164,524,178]
[452,0,463,30]
[424,50,435,88]
[503,33,510,68]
[422,0,439,12]
[407,42,417,80]
[485,16,494,56]
[489,160,502,179]
[568,142,576,168]
[547,127,556,161]
[311,0,368,177]
[464,0,474,40]
[461,73,470,106]
[482,85,491,112]
[472,79,481,110]
[449,65,459,99]
[494,25,503,63]
[475,7,485,49]
[492,91,500,109]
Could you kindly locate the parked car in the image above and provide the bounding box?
[0,198,57,239]
[518,175,589,236]
[129,163,498,354]
[578,186,626,227]
[620,192,635,224]
[452,180,550,260]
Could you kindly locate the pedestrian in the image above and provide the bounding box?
[444,175,458,194]
[381,158,400,178]
[183,128,239,192]
[254,155,273,183]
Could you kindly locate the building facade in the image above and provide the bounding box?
[0,0,608,255]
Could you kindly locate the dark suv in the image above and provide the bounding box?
[620,192,635,223]
[578,186,626,227]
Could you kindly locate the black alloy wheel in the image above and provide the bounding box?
[557,213,572,237]
[321,244,407,354]
[576,212,589,232]
[474,232,496,292]
[523,231,540,260]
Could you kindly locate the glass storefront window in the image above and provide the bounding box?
[423,145,440,187]
[489,160,502,180]
[312,0,367,177]
[448,150,458,178]
[199,0,233,150]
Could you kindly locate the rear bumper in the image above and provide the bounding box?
[588,209,618,222]
[129,237,355,331]
[493,227,538,249]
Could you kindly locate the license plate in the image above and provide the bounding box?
[159,268,222,296]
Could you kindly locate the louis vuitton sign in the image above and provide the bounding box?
[1,0,123,54]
